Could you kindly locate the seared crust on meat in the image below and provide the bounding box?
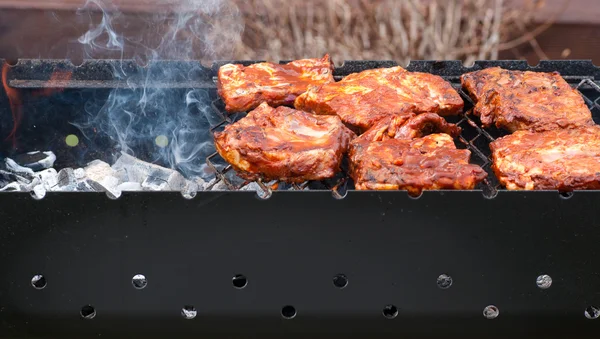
[490,125,600,190]
[357,113,462,142]
[349,133,487,194]
[217,55,335,112]
[461,67,593,132]
[295,66,463,132]
[213,103,356,183]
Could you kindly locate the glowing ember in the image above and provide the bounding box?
[1,63,22,147]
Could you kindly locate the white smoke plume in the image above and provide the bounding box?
[72,0,243,179]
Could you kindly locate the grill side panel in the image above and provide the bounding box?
[1,191,600,338]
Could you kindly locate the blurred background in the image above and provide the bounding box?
[0,0,596,64]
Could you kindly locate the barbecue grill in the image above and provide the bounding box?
[2,59,600,338]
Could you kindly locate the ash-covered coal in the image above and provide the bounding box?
[0,151,256,198]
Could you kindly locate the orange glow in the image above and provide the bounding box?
[33,70,73,97]
[2,63,22,146]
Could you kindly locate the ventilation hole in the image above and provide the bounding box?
[483,305,499,319]
[255,188,272,200]
[332,274,348,289]
[132,274,147,290]
[559,191,573,199]
[31,274,47,289]
[181,190,197,200]
[30,186,46,200]
[80,305,96,319]
[437,274,453,289]
[331,188,347,200]
[232,274,248,289]
[181,181,199,200]
[281,305,297,319]
[585,306,600,319]
[382,304,398,319]
[69,56,85,67]
[536,274,552,289]
[106,190,121,200]
[408,191,423,199]
[5,59,18,66]
[181,305,197,319]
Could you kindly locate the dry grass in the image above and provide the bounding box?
[231,0,547,63]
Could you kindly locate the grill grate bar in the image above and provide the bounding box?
[205,66,600,195]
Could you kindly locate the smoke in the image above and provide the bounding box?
[72,0,243,179]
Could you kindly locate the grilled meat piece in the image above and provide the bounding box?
[357,113,462,142]
[214,102,356,183]
[349,133,487,194]
[490,125,600,190]
[217,55,334,112]
[294,66,463,132]
[461,67,593,132]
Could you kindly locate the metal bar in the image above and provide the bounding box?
[9,79,216,89]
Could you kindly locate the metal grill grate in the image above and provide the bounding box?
[204,65,600,197]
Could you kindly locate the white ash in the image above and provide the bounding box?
[5,158,35,178]
[240,182,261,191]
[84,160,121,197]
[0,152,213,195]
[73,168,86,179]
[36,168,58,190]
[12,151,56,172]
[117,182,143,191]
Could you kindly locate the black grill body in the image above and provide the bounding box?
[1,60,600,338]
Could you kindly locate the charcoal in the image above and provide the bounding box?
[112,153,187,191]
[4,158,35,179]
[12,151,56,171]
[0,182,22,192]
[208,178,229,191]
[193,177,207,190]
[36,168,58,190]
[31,184,46,199]
[86,177,120,198]
[56,168,77,191]
[240,182,261,191]
[75,180,95,192]
[112,153,157,183]
[141,170,186,191]
[0,169,25,185]
[84,160,121,198]
[117,182,143,191]
[73,168,86,179]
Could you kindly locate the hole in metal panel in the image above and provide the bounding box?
[132,274,147,290]
[31,274,47,289]
[536,274,552,289]
[232,274,248,289]
[181,190,197,199]
[80,305,96,319]
[382,304,398,319]
[106,190,121,200]
[30,186,46,200]
[332,274,348,289]
[281,305,297,319]
[181,305,197,320]
[483,305,499,319]
[437,274,453,289]
[559,191,573,199]
[585,306,600,319]
[254,180,272,200]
